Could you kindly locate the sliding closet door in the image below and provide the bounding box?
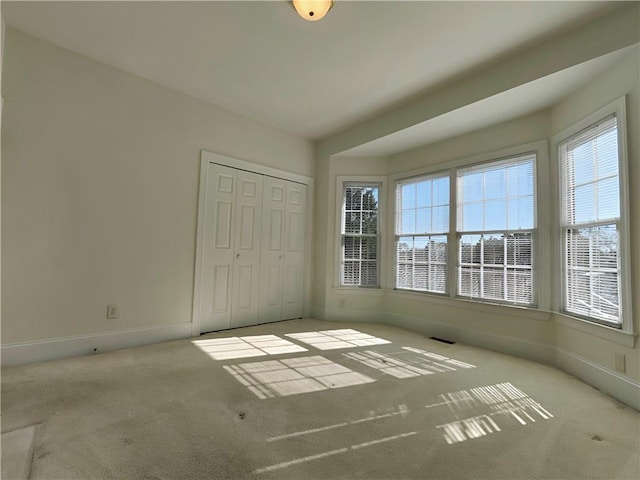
[199,163,236,333]
[282,182,306,320]
[259,177,287,323]
[230,170,263,328]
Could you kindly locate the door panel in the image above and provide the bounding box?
[200,164,236,333]
[212,265,231,312]
[231,170,263,328]
[268,210,283,251]
[267,265,282,305]
[287,211,302,252]
[236,265,254,309]
[214,201,233,248]
[282,182,306,320]
[258,177,286,324]
[282,263,303,315]
[238,204,256,250]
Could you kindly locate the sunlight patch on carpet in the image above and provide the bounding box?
[267,404,410,442]
[343,347,475,378]
[285,329,391,350]
[427,382,554,444]
[254,432,417,475]
[192,334,307,360]
[224,355,375,399]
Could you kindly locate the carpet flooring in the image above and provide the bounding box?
[2,319,639,479]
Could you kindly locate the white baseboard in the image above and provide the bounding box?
[1,323,193,367]
[556,348,640,411]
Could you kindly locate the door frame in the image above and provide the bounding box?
[192,150,313,336]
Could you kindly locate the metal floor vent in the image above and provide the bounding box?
[430,336,456,344]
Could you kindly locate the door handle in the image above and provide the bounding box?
[236,253,240,258]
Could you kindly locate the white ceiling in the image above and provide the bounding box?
[1,1,628,151]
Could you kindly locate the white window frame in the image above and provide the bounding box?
[394,171,451,294]
[456,153,537,307]
[551,96,632,331]
[389,141,549,308]
[335,176,386,289]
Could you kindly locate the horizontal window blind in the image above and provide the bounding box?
[459,233,533,303]
[559,115,621,324]
[457,154,535,305]
[565,226,619,321]
[395,174,449,293]
[341,184,379,287]
[560,115,619,225]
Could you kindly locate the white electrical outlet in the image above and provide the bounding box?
[338,298,347,308]
[107,304,119,319]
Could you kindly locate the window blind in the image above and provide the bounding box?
[559,115,619,225]
[456,154,535,305]
[559,115,620,324]
[341,184,379,287]
[395,173,449,293]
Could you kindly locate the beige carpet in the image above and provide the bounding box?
[2,319,639,480]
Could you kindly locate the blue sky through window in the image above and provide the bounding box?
[399,176,450,235]
[458,157,534,232]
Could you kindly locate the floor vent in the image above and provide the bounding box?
[430,336,455,344]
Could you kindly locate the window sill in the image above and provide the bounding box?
[332,287,383,295]
[386,289,550,321]
[553,313,636,347]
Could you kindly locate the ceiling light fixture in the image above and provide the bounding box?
[292,0,335,21]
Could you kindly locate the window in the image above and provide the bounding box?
[395,173,449,293]
[456,155,535,305]
[558,114,623,326]
[340,183,380,287]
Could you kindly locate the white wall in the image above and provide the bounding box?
[1,29,313,354]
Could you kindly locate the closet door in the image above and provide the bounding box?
[282,182,306,320]
[200,164,236,333]
[230,170,263,328]
[196,159,306,334]
[259,177,287,323]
